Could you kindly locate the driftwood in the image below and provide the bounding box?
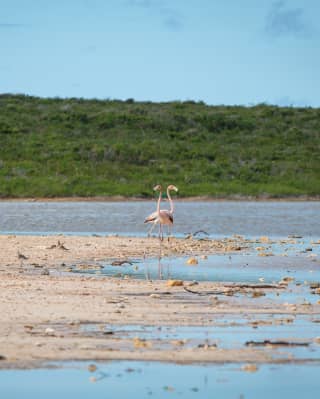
[47,240,69,250]
[246,340,309,347]
[224,283,282,289]
[183,286,232,296]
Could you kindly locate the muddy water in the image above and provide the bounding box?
[0,201,319,237]
[1,362,319,399]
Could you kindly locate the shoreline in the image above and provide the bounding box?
[0,234,319,369]
[0,195,320,202]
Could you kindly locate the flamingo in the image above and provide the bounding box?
[144,184,178,239]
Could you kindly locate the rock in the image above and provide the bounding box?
[133,337,152,348]
[167,280,183,287]
[241,364,258,372]
[252,291,265,298]
[186,257,198,265]
[88,364,97,372]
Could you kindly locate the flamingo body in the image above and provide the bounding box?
[145,184,178,238]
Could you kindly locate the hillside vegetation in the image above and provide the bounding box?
[0,94,319,198]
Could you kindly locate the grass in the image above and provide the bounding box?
[0,94,319,198]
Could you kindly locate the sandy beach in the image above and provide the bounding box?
[1,234,319,368]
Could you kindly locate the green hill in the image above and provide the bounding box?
[0,94,319,198]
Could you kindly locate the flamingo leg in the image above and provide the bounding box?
[159,223,164,241]
[147,221,157,237]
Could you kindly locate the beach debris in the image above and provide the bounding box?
[103,330,114,335]
[197,343,217,349]
[149,293,160,298]
[309,282,320,289]
[258,252,274,257]
[258,278,265,282]
[88,364,97,372]
[45,327,56,336]
[246,340,309,347]
[32,263,43,268]
[41,269,50,275]
[24,325,34,330]
[186,257,198,265]
[0,355,6,361]
[241,364,258,373]
[193,230,209,237]
[279,276,295,285]
[314,337,320,344]
[167,280,183,287]
[288,234,302,239]
[260,236,270,243]
[89,376,97,383]
[111,260,133,266]
[200,255,208,260]
[47,240,69,250]
[17,251,28,260]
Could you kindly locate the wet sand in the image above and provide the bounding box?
[0,235,319,368]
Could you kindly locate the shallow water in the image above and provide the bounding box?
[0,201,319,237]
[80,316,320,359]
[1,361,319,399]
[75,249,320,284]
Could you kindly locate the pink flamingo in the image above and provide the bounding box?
[144,184,178,239]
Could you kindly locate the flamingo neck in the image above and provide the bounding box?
[167,188,174,213]
[156,189,162,215]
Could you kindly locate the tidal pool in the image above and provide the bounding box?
[80,315,320,360]
[73,250,320,284]
[1,361,319,399]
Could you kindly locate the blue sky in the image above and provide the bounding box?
[1,0,319,106]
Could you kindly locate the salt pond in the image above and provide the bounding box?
[0,200,319,237]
